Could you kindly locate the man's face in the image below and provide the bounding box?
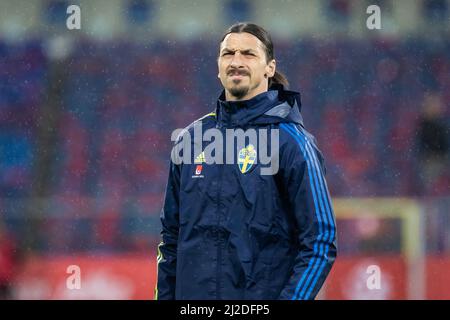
[218,32,275,101]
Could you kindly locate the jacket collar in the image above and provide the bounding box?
[215,84,303,128]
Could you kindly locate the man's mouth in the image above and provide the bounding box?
[228,72,249,80]
[230,74,246,79]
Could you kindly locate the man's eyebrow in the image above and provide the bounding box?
[221,48,234,53]
[241,49,257,54]
[220,48,257,54]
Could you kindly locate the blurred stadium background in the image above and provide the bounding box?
[0,0,449,299]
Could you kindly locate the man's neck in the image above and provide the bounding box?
[225,87,268,101]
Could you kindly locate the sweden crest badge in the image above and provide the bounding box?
[238,144,257,174]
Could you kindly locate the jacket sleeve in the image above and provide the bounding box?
[278,126,337,300]
[155,159,180,300]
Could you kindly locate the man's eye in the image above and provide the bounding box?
[222,52,232,56]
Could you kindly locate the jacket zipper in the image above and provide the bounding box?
[215,124,225,300]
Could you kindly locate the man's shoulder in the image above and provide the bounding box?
[173,112,217,143]
[277,122,324,159]
[194,112,217,124]
[278,123,319,147]
[184,111,217,131]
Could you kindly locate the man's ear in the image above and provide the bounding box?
[266,59,276,78]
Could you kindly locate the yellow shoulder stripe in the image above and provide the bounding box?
[154,242,164,300]
[194,112,216,123]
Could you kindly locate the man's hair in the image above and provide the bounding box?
[219,22,289,88]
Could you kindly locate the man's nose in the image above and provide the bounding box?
[230,51,244,67]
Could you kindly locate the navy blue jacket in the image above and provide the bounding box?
[156,85,337,300]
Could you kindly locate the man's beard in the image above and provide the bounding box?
[229,84,250,100]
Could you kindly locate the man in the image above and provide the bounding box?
[156,22,337,300]
[416,92,449,195]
